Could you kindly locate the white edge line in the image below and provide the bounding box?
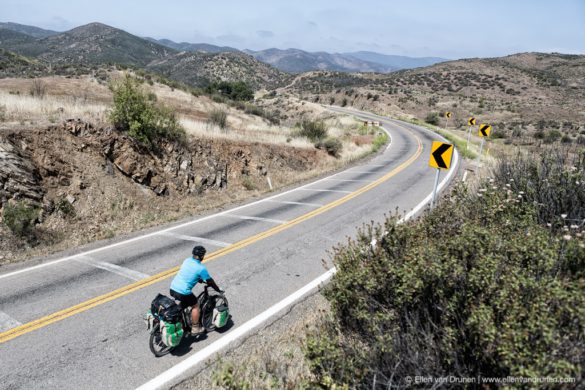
[0,125,395,281]
[136,123,458,390]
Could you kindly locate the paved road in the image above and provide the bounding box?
[0,111,459,389]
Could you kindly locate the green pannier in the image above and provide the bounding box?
[212,305,229,329]
[161,320,184,347]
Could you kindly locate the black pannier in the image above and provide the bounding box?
[151,293,182,322]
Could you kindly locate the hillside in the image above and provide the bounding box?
[245,48,395,73]
[0,22,59,38]
[34,23,175,66]
[285,52,585,140]
[344,51,446,70]
[147,51,290,89]
[147,38,240,53]
[0,28,46,57]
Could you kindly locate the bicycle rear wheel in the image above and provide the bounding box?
[149,323,174,357]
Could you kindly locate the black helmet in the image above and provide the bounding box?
[192,245,206,259]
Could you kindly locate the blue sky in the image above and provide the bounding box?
[1,0,584,59]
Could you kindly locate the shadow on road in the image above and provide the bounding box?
[169,317,236,357]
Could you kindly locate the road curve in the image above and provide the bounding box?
[0,111,459,389]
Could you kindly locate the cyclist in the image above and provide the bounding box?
[170,245,222,334]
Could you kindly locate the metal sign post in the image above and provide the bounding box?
[466,117,476,150]
[476,124,491,169]
[431,168,441,208]
[428,141,454,209]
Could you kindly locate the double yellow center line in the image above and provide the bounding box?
[0,126,423,344]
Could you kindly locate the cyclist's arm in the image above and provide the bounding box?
[199,266,222,292]
[205,278,222,293]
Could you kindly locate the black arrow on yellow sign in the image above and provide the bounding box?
[479,124,491,137]
[430,142,453,169]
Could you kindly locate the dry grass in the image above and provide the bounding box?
[180,117,314,148]
[0,90,108,124]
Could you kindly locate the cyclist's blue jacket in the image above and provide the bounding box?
[170,257,211,295]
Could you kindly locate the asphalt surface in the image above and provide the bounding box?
[0,110,459,389]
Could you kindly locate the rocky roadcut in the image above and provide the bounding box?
[0,119,327,265]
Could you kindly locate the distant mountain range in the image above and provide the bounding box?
[0,21,447,85]
[147,37,448,73]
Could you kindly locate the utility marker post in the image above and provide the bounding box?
[466,117,476,150]
[428,141,454,209]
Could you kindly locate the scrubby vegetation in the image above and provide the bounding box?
[305,149,585,388]
[425,111,440,126]
[297,119,328,142]
[316,137,343,157]
[205,81,255,101]
[2,201,39,237]
[109,75,185,146]
[211,148,585,389]
[208,108,228,129]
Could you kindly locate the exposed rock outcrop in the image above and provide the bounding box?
[0,137,45,207]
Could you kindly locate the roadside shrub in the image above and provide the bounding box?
[425,112,440,126]
[109,76,185,146]
[241,177,257,191]
[209,109,228,129]
[371,132,389,152]
[0,104,6,122]
[341,98,348,107]
[492,150,585,231]
[306,150,585,388]
[298,119,328,142]
[2,201,39,236]
[316,138,343,157]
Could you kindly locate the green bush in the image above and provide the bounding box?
[316,138,343,157]
[209,108,228,129]
[298,120,328,142]
[109,76,185,146]
[425,112,440,126]
[2,201,39,236]
[306,151,585,388]
[205,81,254,101]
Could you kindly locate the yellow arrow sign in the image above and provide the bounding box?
[468,117,476,126]
[429,141,454,170]
[445,111,452,118]
[479,124,491,137]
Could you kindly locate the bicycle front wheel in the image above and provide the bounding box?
[200,294,229,332]
[149,323,174,357]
